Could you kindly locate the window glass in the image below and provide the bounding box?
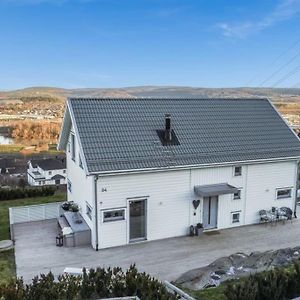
[71,133,75,161]
[67,179,72,193]
[103,209,125,222]
[79,154,83,169]
[86,203,92,220]
[49,171,52,175]
[276,188,292,199]
[232,212,240,223]
[234,166,242,176]
[233,190,241,200]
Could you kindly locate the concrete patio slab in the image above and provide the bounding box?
[14,216,300,283]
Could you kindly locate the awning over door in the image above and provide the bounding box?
[194,183,238,197]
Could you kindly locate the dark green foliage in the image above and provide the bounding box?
[0,186,55,201]
[0,265,178,300]
[224,259,300,300]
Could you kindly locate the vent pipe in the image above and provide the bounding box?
[164,114,172,142]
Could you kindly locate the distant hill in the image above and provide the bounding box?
[1,86,300,103]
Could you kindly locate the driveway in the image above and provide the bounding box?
[14,216,300,283]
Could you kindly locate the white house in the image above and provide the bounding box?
[27,158,66,186]
[58,98,300,250]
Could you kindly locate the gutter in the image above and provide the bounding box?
[87,156,300,177]
[94,175,99,251]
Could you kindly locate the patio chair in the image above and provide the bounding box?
[280,207,293,223]
[259,210,269,223]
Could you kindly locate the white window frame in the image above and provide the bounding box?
[231,211,241,224]
[102,208,126,223]
[276,187,292,200]
[86,203,92,220]
[233,166,242,176]
[233,189,242,200]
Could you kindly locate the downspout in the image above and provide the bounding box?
[94,175,99,251]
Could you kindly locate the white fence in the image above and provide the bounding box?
[9,202,63,239]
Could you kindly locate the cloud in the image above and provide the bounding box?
[217,0,300,38]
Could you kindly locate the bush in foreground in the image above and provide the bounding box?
[0,265,178,300]
[224,259,300,300]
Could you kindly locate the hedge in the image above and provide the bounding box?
[0,186,56,201]
[0,265,178,300]
[224,259,300,300]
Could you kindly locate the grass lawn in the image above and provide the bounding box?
[182,285,227,300]
[0,192,66,284]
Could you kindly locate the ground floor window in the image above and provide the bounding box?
[103,209,125,222]
[231,211,241,224]
[276,188,292,199]
[86,203,92,220]
[233,189,241,200]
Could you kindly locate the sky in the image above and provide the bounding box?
[1,0,300,90]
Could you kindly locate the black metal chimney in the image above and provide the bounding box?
[164,114,172,142]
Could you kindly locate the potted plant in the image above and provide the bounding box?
[196,223,204,236]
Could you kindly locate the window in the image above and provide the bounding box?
[67,142,71,153]
[276,188,292,199]
[233,189,241,200]
[71,133,76,161]
[231,211,241,224]
[67,179,72,193]
[234,166,242,176]
[63,170,66,174]
[86,203,92,220]
[49,171,52,175]
[79,154,83,169]
[39,181,41,185]
[103,209,125,222]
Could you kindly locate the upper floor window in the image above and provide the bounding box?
[71,133,76,161]
[79,154,83,169]
[48,171,52,175]
[276,188,292,199]
[67,179,72,193]
[234,166,242,176]
[63,170,66,174]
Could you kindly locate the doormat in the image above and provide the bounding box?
[204,231,220,236]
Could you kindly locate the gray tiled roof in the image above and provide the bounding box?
[31,158,66,171]
[68,98,300,174]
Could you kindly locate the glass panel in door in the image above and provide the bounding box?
[129,199,146,241]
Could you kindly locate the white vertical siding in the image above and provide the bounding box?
[244,161,296,224]
[97,170,192,249]
[66,124,95,247]
[94,160,298,249]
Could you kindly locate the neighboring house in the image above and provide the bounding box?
[27,158,66,186]
[58,98,300,250]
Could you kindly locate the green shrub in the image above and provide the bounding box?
[0,265,178,300]
[224,259,300,300]
[0,186,56,201]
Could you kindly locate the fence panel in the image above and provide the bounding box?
[9,202,62,225]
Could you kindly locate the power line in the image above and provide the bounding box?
[245,38,300,87]
[271,64,300,87]
[258,50,300,87]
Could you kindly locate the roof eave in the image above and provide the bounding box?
[88,155,300,177]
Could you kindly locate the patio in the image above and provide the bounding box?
[14,212,300,283]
